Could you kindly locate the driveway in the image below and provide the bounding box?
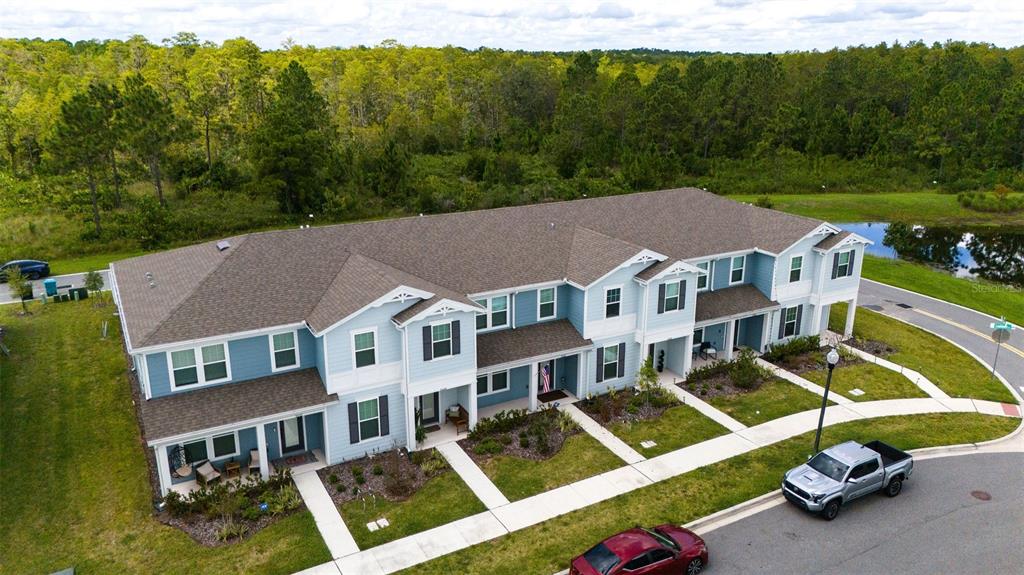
[856,279,1024,398]
[702,452,1024,574]
[0,270,110,305]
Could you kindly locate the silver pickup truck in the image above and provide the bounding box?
[781,440,913,520]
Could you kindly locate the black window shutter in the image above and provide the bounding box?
[795,305,804,335]
[847,251,856,277]
[778,309,786,339]
[422,325,432,361]
[347,402,359,444]
[680,280,687,309]
[595,350,604,383]
[451,320,461,355]
[831,252,840,279]
[657,283,666,314]
[617,342,626,378]
[378,395,389,436]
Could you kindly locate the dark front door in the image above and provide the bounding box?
[279,416,305,454]
[419,392,439,425]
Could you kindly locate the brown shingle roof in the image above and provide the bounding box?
[114,189,823,347]
[138,368,336,442]
[477,320,592,369]
[814,230,852,251]
[695,285,779,323]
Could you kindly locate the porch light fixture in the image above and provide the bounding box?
[813,348,841,453]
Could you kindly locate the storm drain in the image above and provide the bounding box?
[895,303,913,309]
[863,304,884,312]
[970,490,992,501]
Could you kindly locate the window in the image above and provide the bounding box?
[836,250,852,278]
[475,295,509,330]
[647,549,675,564]
[849,459,880,480]
[661,280,681,312]
[784,306,799,337]
[789,256,803,283]
[605,287,621,318]
[696,261,709,291]
[431,322,452,359]
[603,345,620,380]
[693,328,704,345]
[353,330,376,368]
[730,255,745,284]
[476,370,510,396]
[358,398,381,441]
[201,344,229,382]
[271,331,298,370]
[623,552,653,571]
[171,349,199,387]
[212,432,237,458]
[182,439,208,463]
[538,287,556,319]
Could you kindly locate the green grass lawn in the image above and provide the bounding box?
[0,301,331,574]
[480,434,624,501]
[731,191,1024,227]
[705,378,829,426]
[832,303,1017,404]
[862,255,1024,328]
[802,362,928,402]
[400,412,1019,575]
[49,249,146,275]
[609,404,729,457]
[339,471,486,548]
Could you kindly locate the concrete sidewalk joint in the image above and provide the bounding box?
[435,442,510,510]
[293,470,360,559]
[756,358,854,405]
[660,380,748,432]
[559,403,646,464]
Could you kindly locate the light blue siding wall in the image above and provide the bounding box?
[711,257,733,290]
[477,365,530,408]
[588,337,641,393]
[748,253,775,298]
[514,290,537,327]
[775,234,823,288]
[664,337,687,375]
[645,276,698,331]
[304,412,325,453]
[556,285,570,320]
[315,337,327,383]
[821,244,865,295]
[264,422,281,461]
[585,264,644,322]
[566,286,585,332]
[325,300,412,375]
[555,355,579,395]
[146,328,316,399]
[738,314,765,349]
[407,311,477,382]
[325,382,407,463]
[698,323,728,354]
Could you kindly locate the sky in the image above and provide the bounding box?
[1,0,1022,53]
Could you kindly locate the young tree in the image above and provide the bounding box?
[84,270,104,295]
[118,74,190,205]
[49,85,111,235]
[4,265,32,313]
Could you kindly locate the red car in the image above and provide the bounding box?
[570,524,708,575]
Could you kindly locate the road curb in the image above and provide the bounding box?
[861,278,1018,325]
[682,490,785,534]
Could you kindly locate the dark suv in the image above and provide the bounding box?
[0,260,51,282]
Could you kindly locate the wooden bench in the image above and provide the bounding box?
[446,404,470,434]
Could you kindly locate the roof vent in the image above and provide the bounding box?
[549,222,555,230]
[216,240,231,252]
[145,271,156,288]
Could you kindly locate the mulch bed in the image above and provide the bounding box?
[678,370,775,401]
[577,389,680,426]
[769,346,868,376]
[845,337,899,358]
[458,409,579,464]
[318,448,444,506]
[158,507,302,547]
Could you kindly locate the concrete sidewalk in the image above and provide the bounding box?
[839,342,951,400]
[757,358,854,405]
[293,470,360,559]
[435,442,510,509]
[660,380,748,432]
[559,403,646,464]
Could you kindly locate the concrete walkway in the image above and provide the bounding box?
[559,403,646,464]
[757,358,854,405]
[838,342,951,400]
[293,470,360,559]
[435,442,510,509]
[659,380,748,432]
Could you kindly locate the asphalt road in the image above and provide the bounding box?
[702,452,1024,575]
[857,279,1024,399]
[0,270,110,305]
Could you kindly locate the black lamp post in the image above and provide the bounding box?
[813,347,841,453]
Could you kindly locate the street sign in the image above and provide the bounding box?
[992,329,1011,343]
[990,320,1015,331]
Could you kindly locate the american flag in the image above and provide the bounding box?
[541,364,551,394]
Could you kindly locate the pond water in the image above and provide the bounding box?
[837,222,1024,288]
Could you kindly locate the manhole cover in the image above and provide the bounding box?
[896,303,913,309]
[970,490,992,501]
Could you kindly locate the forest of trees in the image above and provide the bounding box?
[2,34,1024,258]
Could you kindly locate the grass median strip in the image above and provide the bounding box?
[803,362,928,402]
[0,301,331,574]
[400,412,1019,575]
[832,302,1016,404]
[609,404,729,458]
[706,378,829,426]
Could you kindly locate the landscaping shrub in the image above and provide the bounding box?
[265,485,302,515]
[417,450,449,476]
[956,186,1024,213]
[468,409,529,440]
[762,335,821,363]
[729,348,766,390]
[216,520,248,542]
[382,448,414,497]
[686,359,730,382]
[163,491,191,518]
[372,464,383,476]
[473,437,504,455]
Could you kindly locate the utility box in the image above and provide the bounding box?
[43,278,57,296]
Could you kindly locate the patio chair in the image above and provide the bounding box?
[195,460,221,486]
[699,341,718,361]
[248,449,261,476]
[446,404,470,434]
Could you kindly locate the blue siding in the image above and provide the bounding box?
[477,365,530,409]
[326,383,407,463]
[556,285,570,320]
[589,337,641,393]
[566,286,585,333]
[315,337,327,383]
[747,253,775,298]
[264,422,281,461]
[325,300,412,375]
[304,412,325,452]
[585,264,644,322]
[514,290,537,327]
[822,244,865,294]
[229,335,273,381]
[645,276,698,331]
[697,323,728,354]
[407,311,477,382]
[555,354,579,395]
[711,257,733,290]
[738,314,765,349]
[147,352,170,397]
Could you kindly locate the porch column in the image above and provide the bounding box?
[255,423,269,479]
[724,320,736,361]
[681,334,693,376]
[577,352,584,397]
[844,297,857,338]
[468,382,478,429]
[810,304,824,339]
[528,360,539,412]
[404,393,417,450]
[761,312,772,353]
[155,445,171,497]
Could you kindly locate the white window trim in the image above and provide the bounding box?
[604,285,623,319]
[696,261,710,292]
[476,369,511,397]
[789,255,803,283]
[837,250,853,278]
[784,307,798,337]
[429,319,455,361]
[167,342,233,392]
[350,327,378,370]
[661,279,683,313]
[729,255,746,285]
[602,345,621,380]
[537,287,557,320]
[476,294,510,332]
[269,330,301,373]
[180,429,240,462]
[355,397,383,444]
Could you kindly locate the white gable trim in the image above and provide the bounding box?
[812,232,873,253]
[312,285,434,336]
[638,260,703,284]
[777,222,842,255]
[392,297,481,327]
[585,249,668,288]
